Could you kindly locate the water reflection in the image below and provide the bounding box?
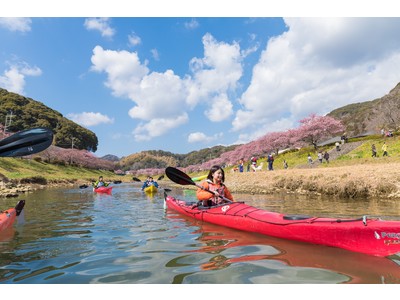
[0,184,400,284]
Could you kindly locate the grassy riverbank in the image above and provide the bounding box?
[0,157,125,183]
[0,158,129,197]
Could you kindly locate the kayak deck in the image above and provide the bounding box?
[164,196,400,257]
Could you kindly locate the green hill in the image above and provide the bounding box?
[0,88,98,152]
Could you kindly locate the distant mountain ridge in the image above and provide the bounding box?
[101,154,120,162]
[117,145,239,171]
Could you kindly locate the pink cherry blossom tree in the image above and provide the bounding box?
[294,114,345,149]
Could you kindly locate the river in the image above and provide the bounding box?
[1,182,400,286]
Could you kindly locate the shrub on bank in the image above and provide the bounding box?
[19,176,48,185]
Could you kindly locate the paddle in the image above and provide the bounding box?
[0,127,53,157]
[165,166,232,203]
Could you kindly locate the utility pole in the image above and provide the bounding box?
[70,136,75,165]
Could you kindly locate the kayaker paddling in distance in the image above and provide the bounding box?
[93,176,109,188]
[196,165,234,206]
[141,176,159,190]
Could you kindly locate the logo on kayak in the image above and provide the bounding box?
[375,231,400,240]
[221,205,230,213]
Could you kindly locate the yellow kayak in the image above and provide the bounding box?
[144,185,158,193]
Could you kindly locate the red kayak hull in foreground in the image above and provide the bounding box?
[93,186,113,194]
[0,200,25,232]
[164,196,400,257]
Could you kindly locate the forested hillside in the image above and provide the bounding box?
[0,88,98,151]
[118,145,239,171]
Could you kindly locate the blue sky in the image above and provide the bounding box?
[2,3,400,158]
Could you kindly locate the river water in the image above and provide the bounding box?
[1,182,400,286]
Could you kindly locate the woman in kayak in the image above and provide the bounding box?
[196,165,234,206]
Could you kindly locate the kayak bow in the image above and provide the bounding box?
[0,200,25,232]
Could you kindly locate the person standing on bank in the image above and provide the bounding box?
[382,142,388,157]
[371,144,377,157]
[323,151,330,163]
[196,165,234,207]
[283,160,288,169]
[318,151,323,163]
[238,159,244,172]
[267,153,274,171]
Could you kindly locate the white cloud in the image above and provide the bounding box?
[90,45,149,98]
[233,18,400,143]
[90,33,244,141]
[67,112,114,127]
[0,17,31,32]
[151,49,160,61]
[0,63,42,94]
[128,70,187,120]
[84,17,115,38]
[128,32,141,46]
[188,131,223,143]
[205,93,233,122]
[184,19,199,30]
[187,33,243,111]
[133,113,188,141]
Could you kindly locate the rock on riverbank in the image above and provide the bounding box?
[0,181,36,198]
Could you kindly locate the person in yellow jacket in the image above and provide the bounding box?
[196,165,234,207]
[382,142,388,157]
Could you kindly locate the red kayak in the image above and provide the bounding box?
[164,196,400,257]
[0,200,25,232]
[93,186,113,194]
